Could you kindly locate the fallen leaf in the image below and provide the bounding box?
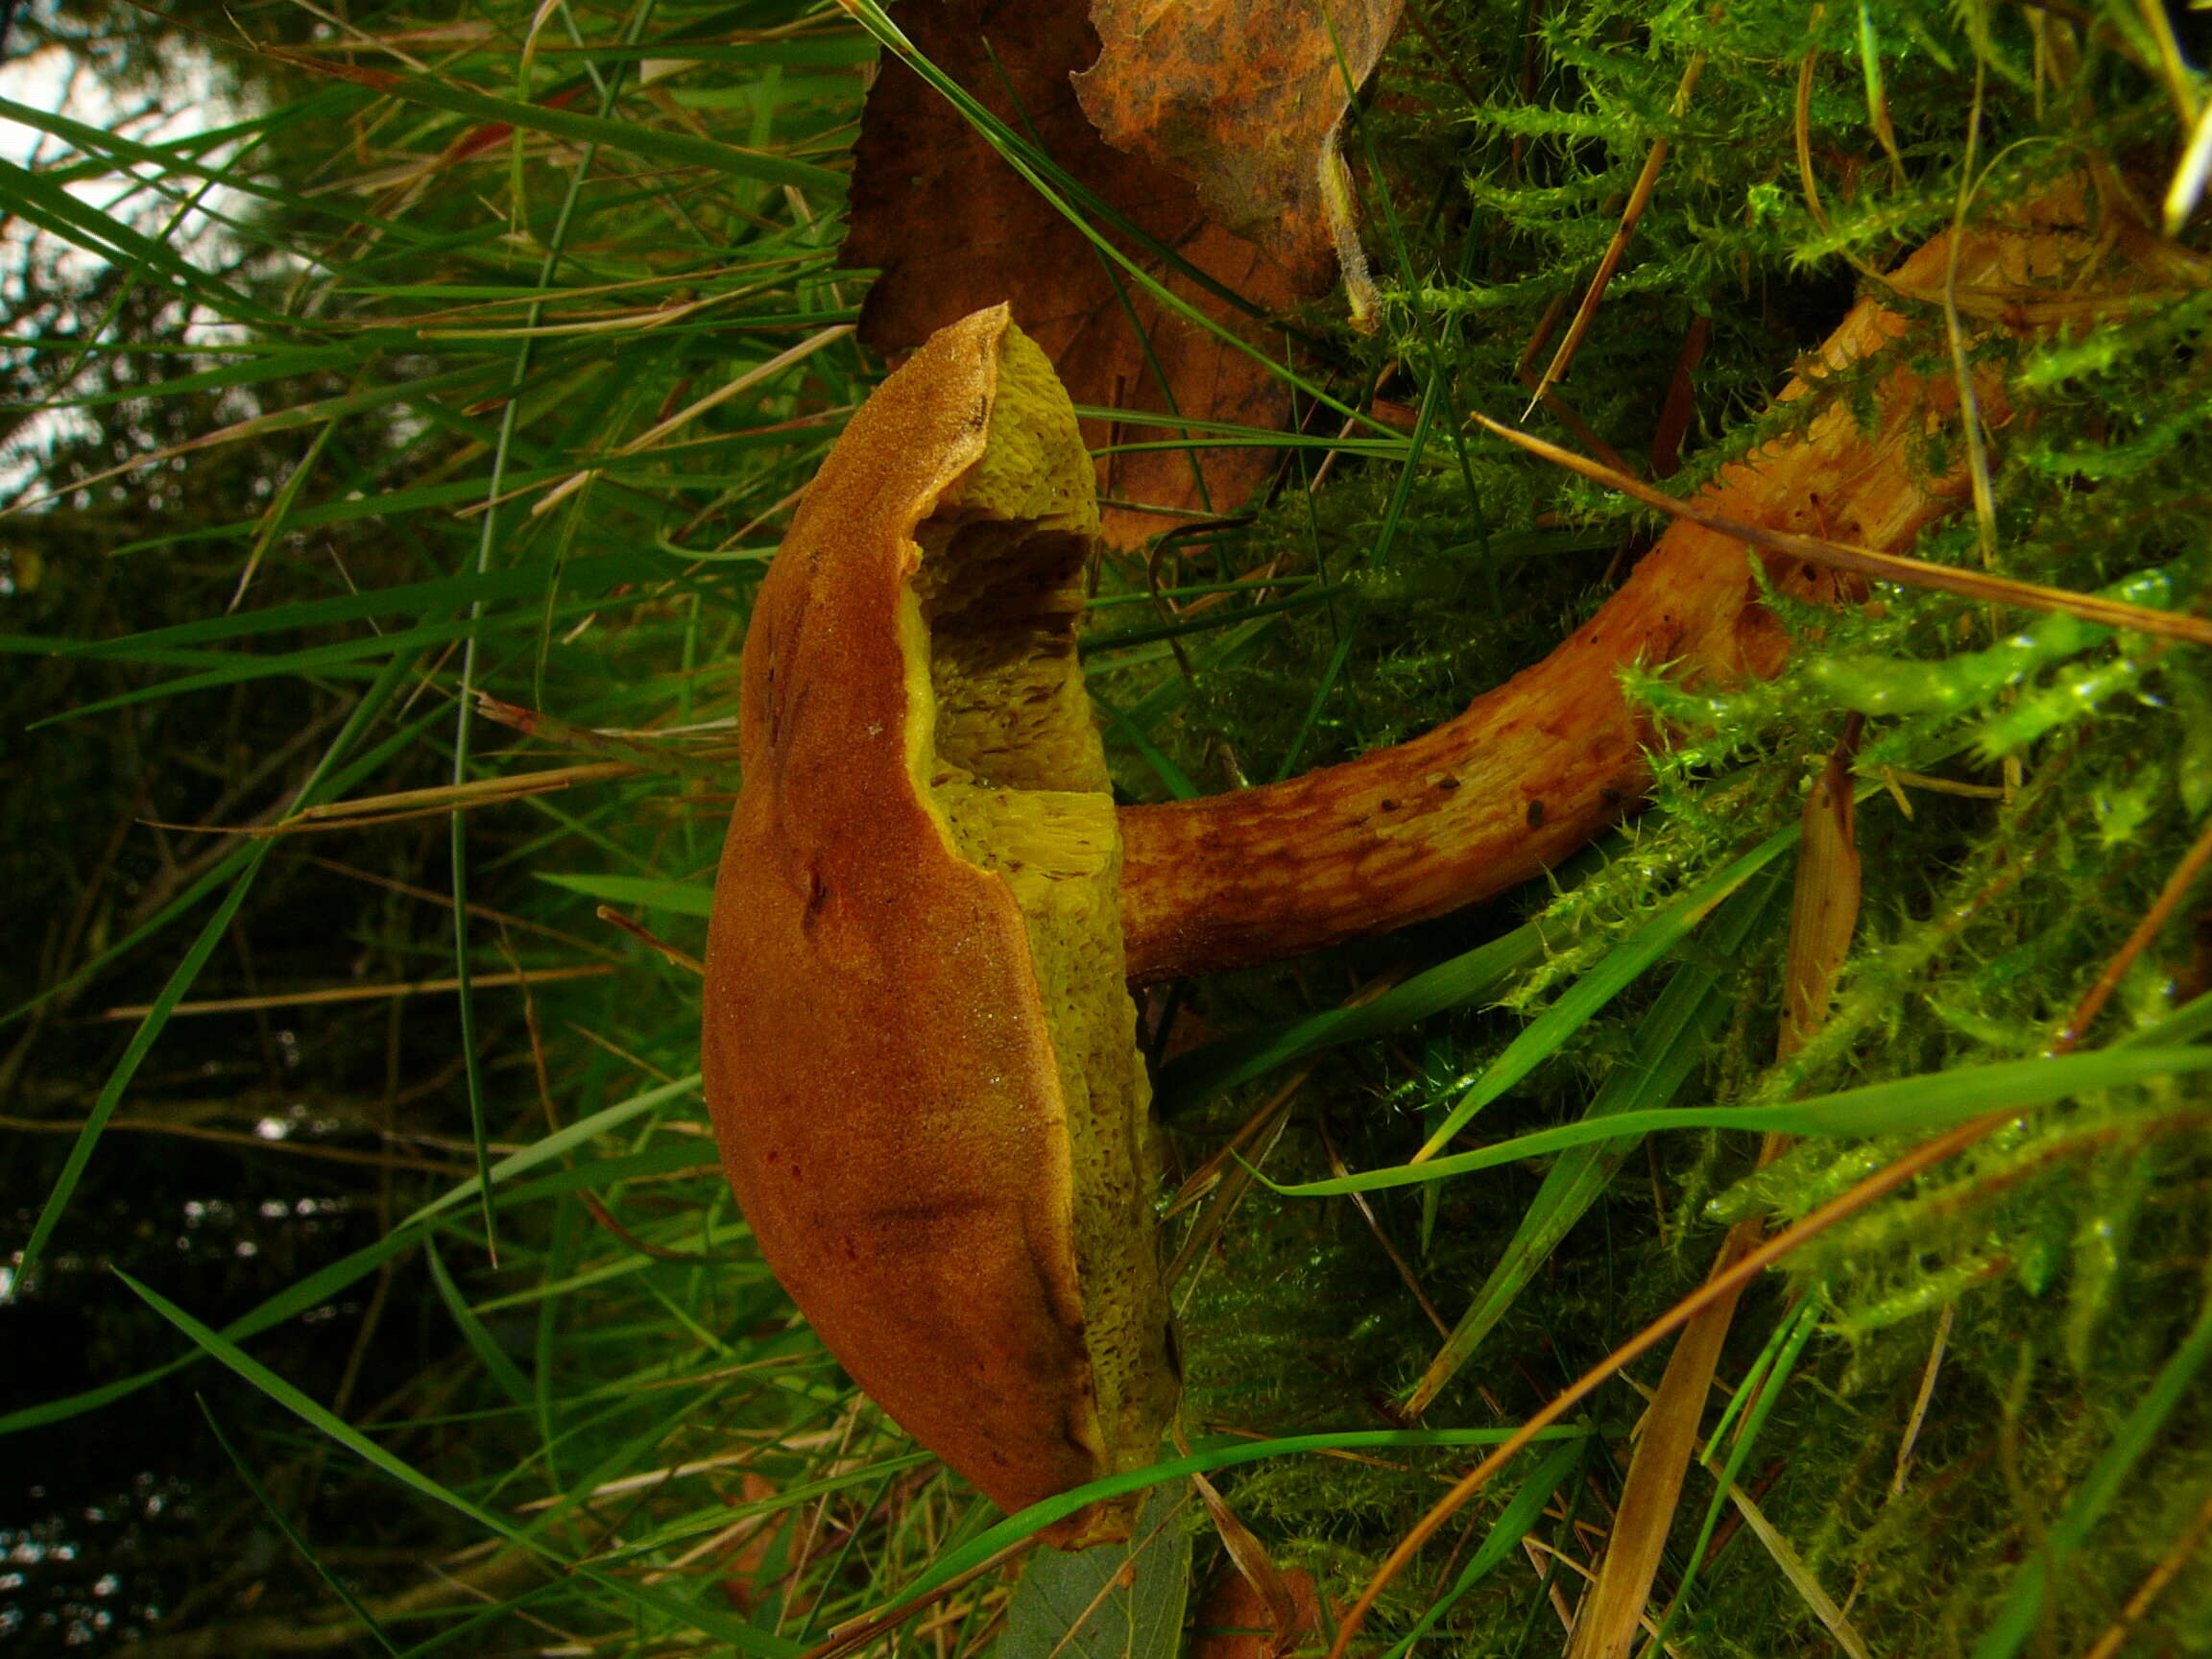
[1186,1468,1306,1656]
[719,1472,784,1614]
[1779,723,1863,1062]
[843,0,1309,546]
[1563,1217,1761,1659]
[996,1483,1193,1659]
[1073,0,1406,301]
[1190,1565,1321,1659]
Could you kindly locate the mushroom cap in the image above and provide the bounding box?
[702,306,1177,1544]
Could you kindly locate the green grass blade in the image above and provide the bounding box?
[895,1426,1593,1606]
[12,846,272,1288]
[292,61,845,193]
[608,1452,939,1559]
[36,553,663,656]
[0,155,278,324]
[425,1239,537,1409]
[199,1397,403,1655]
[1969,1288,2212,1659]
[1157,915,1556,1116]
[1268,1047,2212,1196]
[1077,586,1340,658]
[1650,1297,1824,1652]
[2115,987,2212,1049]
[30,632,460,727]
[1381,1438,1587,1659]
[1,1079,701,1434]
[537,873,716,915]
[120,1273,802,1653]
[1408,873,1787,1401]
[1091,687,1200,800]
[1269,623,1362,784]
[34,343,369,412]
[1412,823,1804,1159]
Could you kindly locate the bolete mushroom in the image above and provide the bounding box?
[702,306,1178,1547]
[704,204,2100,1545]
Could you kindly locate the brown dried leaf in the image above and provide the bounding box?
[1186,1471,1307,1656]
[1074,0,1406,294]
[1780,727,1863,1061]
[719,1472,784,1614]
[1190,1565,1321,1659]
[844,0,1310,547]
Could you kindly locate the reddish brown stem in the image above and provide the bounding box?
[1118,203,2119,985]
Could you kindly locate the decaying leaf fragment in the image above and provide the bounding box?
[1074,0,1407,310]
[845,0,1307,545]
[702,306,1178,1546]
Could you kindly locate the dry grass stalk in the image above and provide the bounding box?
[102,964,613,1020]
[2050,809,2212,1051]
[1568,707,1864,1659]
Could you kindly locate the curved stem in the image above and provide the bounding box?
[1117,206,2104,985]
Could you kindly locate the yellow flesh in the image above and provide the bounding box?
[900,326,1174,1479]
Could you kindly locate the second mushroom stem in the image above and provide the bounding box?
[1115,202,2119,985]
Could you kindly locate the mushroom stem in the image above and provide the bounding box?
[1118,203,2118,985]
